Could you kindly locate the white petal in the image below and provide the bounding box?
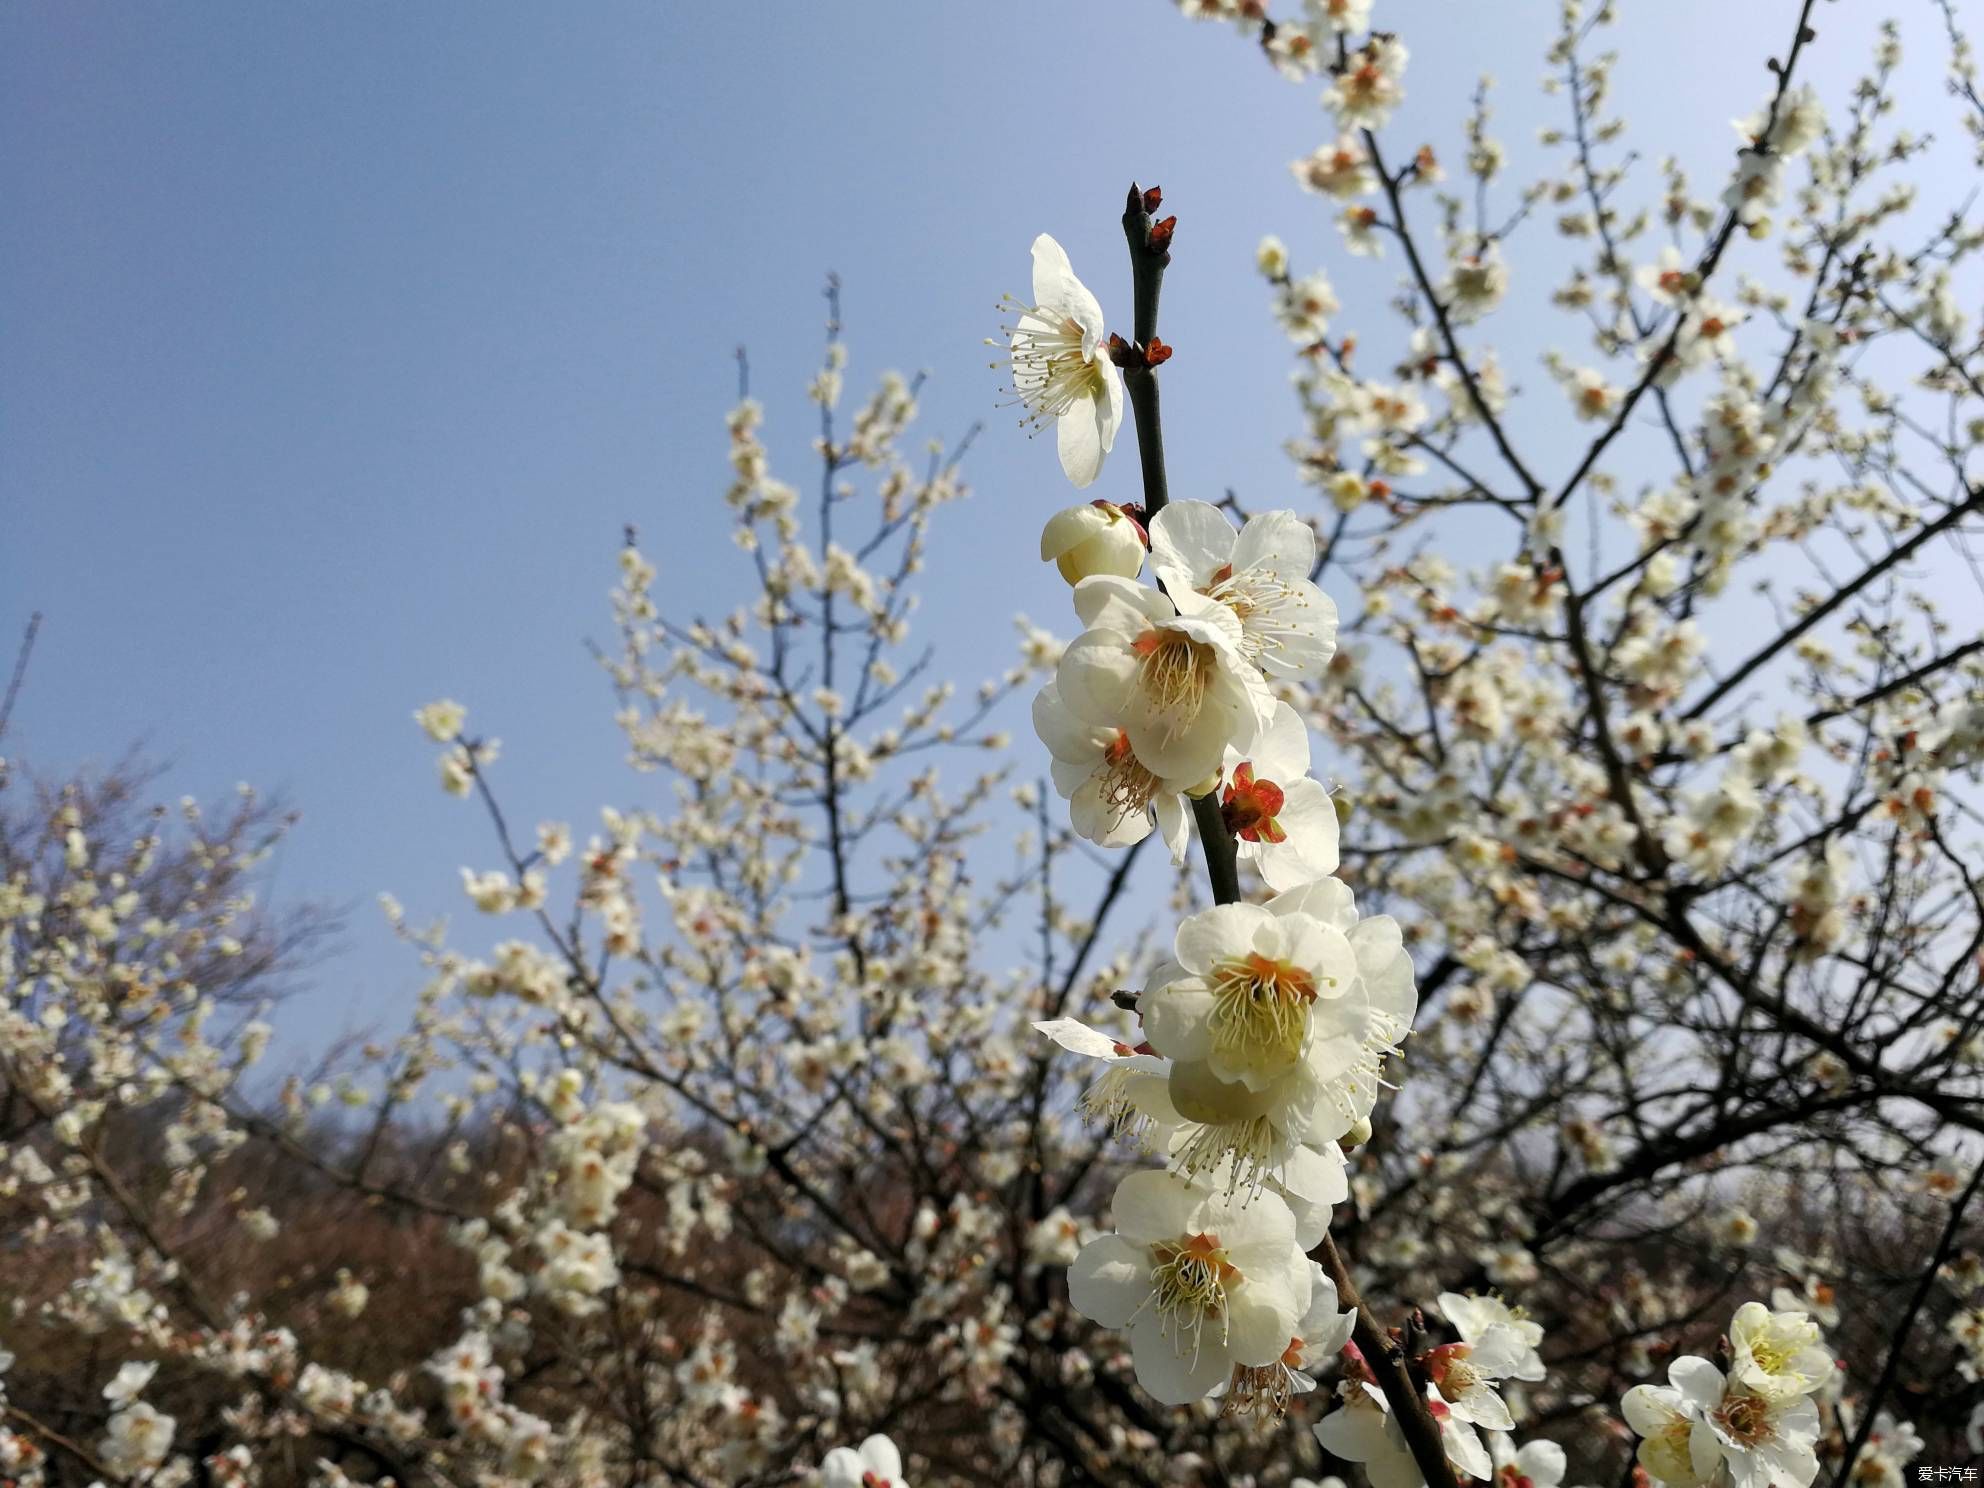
[1225,1273,1301,1366]
[1097,357,1125,448]
[1467,1322,1528,1379]
[1141,981,1215,1064]
[1067,1235,1149,1327]
[1070,774,1152,848]
[1040,503,1113,561]
[1621,1383,1683,1437]
[1149,500,1238,587]
[1032,682,1107,764]
[1174,901,1273,974]
[1259,780,1343,891]
[1154,791,1191,863]
[820,1448,867,1488]
[1233,509,1318,577]
[859,1437,902,1480]
[1028,233,1106,355]
[1669,1355,1726,1411]
[1130,1315,1231,1403]
[1033,1019,1133,1061]
[1071,572,1164,631]
[1247,701,1314,778]
[1517,1442,1567,1486]
[1267,876,1357,928]
[1056,392,1106,488]
[1055,632,1138,724]
[1110,1168,1200,1244]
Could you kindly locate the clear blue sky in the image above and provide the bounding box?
[1,3,1948,1042]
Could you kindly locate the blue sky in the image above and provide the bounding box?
[1,3,1953,1043]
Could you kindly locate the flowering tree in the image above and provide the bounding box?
[3,1,1984,1486]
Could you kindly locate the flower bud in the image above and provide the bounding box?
[1039,501,1146,585]
[1341,1115,1373,1149]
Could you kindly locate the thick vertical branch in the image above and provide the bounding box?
[1119,184,1243,906]
[1116,180,1455,1488]
[1317,1233,1459,1488]
[1121,184,1172,520]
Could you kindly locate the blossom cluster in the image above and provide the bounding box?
[1008,232,1416,1417]
[1623,1303,1835,1488]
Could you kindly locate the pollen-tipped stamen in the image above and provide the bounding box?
[1204,566,1319,673]
[993,297,1108,431]
[1142,1232,1239,1360]
[1130,628,1216,739]
[1209,952,1320,1069]
[1100,730,1163,828]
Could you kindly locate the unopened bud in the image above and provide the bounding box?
[1342,1116,1373,1148]
[1040,502,1146,585]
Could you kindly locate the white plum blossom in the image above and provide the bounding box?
[1491,1436,1569,1488]
[1148,500,1339,684]
[1439,1291,1545,1382]
[1151,881,1416,1191]
[414,698,467,741]
[1623,1364,1725,1488]
[1317,1377,1494,1488]
[1324,36,1409,130]
[996,233,1125,488]
[1215,1262,1357,1417]
[1056,574,1268,782]
[1033,680,1195,859]
[1294,135,1377,199]
[1688,1359,1822,1488]
[1218,700,1343,891]
[1034,1016,1180,1150]
[1068,1170,1312,1404]
[1141,899,1360,1092]
[1422,1323,1529,1430]
[1728,1302,1833,1401]
[820,1433,909,1488]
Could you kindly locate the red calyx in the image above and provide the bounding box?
[1222,762,1287,843]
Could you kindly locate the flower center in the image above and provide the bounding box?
[1221,761,1287,843]
[1749,1333,1793,1373]
[1100,730,1163,825]
[1220,1355,1298,1419]
[1715,1392,1773,1448]
[1001,305,1106,427]
[1427,1342,1480,1396]
[1079,1065,1162,1149]
[1201,564,1318,673]
[1147,1232,1239,1356]
[1209,951,1319,1069]
[1130,628,1215,734]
